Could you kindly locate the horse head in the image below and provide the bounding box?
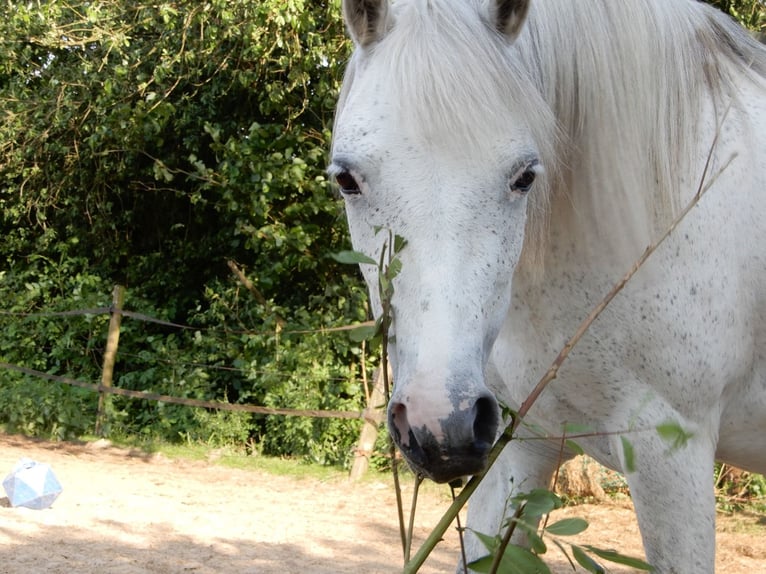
[331,0,553,482]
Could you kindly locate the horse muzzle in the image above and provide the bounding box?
[387,392,500,483]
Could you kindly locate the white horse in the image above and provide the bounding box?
[330,0,766,571]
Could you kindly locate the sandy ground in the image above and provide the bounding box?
[0,432,764,573]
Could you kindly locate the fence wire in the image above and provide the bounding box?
[0,361,367,421]
[0,301,374,421]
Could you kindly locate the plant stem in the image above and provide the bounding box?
[404,474,424,562]
[489,503,526,574]
[402,105,735,572]
[402,425,515,573]
[452,482,470,574]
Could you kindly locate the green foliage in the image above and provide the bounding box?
[656,421,694,451]
[620,436,636,474]
[715,463,766,512]
[708,0,765,33]
[0,0,370,466]
[333,230,408,349]
[0,377,93,440]
[0,0,760,470]
[468,490,653,574]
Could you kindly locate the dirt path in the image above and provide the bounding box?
[0,433,763,573]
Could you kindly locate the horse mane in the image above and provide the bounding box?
[334,0,766,269]
[516,0,766,268]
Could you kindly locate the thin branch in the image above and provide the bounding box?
[403,425,515,574]
[402,102,736,573]
[377,237,409,558]
[404,474,425,563]
[516,103,736,424]
[226,260,286,329]
[452,482,470,574]
[489,503,527,574]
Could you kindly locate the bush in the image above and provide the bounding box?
[0,0,371,466]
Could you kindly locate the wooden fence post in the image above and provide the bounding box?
[349,367,388,481]
[95,285,125,436]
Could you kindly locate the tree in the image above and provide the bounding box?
[0,0,762,461]
[0,0,368,464]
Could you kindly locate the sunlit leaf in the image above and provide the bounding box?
[571,545,605,574]
[544,517,589,536]
[466,554,495,573]
[656,420,694,450]
[512,489,563,518]
[348,324,379,342]
[582,545,654,570]
[621,436,635,473]
[331,250,377,266]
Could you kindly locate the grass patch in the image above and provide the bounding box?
[716,510,766,535]
[215,451,348,482]
[94,434,353,482]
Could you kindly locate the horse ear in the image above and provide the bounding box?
[342,0,391,48]
[491,0,530,40]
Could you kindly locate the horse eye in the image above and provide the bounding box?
[510,163,539,194]
[335,171,361,195]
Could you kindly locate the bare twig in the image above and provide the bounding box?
[403,103,736,573]
[451,482,470,574]
[376,237,409,558]
[226,260,287,329]
[404,474,425,563]
[403,425,515,574]
[517,155,737,424]
[489,502,527,574]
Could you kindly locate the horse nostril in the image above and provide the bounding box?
[472,396,499,454]
[388,401,429,467]
[389,402,411,447]
[387,393,498,482]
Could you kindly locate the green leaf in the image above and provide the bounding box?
[331,250,377,266]
[551,539,577,571]
[582,546,654,571]
[562,422,593,435]
[468,545,552,574]
[348,324,379,342]
[501,546,552,574]
[378,272,391,297]
[512,489,563,518]
[512,519,547,554]
[621,436,635,473]
[656,420,694,450]
[471,530,501,553]
[528,531,548,555]
[385,257,403,280]
[544,517,589,536]
[571,545,605,574]
[565,439,584,455]
[466,555,495,573]
[393,233,408,253]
